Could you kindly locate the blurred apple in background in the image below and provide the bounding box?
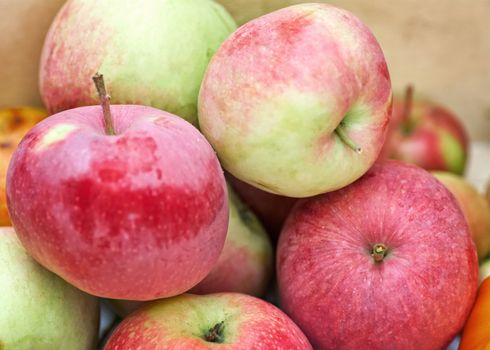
[277,161,478,349]
[199,3,392,198]
[433,171,490,261]
[7,83,229,300]
[0,107,47,226]
[381,86,468,175]
[39,0,236,125]
[0,227,99,349]
[104,293,312,349]
[227,173,297,241]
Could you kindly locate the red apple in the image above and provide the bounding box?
[104,293,313,349]
[381,86,468,174]
[198,3,392,198]
[432,171,490,261]
[277,161,478,349]
[6,75,228,300]
[226,173,297,241]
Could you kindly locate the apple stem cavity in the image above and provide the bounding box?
[335,122,362,154]
[92,72,116,136]
[371,243,388,263]
[204,321,225,343]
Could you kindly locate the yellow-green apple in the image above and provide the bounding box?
[480,258,490,282]
[198,3,392,198]
[0,227,99,349]
[39,0,236,125]
[277,161,478,349]
[0,107,47,226]
[432,171,490,261]
[227,172,298,241]
[7,76,229,300]
[381,86,468,175]
[107,185,273,317]
[104,293,313,349]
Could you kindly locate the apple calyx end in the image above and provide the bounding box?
[334,122,362,154]
[92,72,116,136]
[371,243,387,263]
[204,321,225,343]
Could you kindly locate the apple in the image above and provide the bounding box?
[198,3,392,198]
[104,293,313,349]
[277,161,478,349]
[381,86,468,175]
[0,227,99,349]
[39,0,236,125]
[480,258,490,282]
[0,107,47,226]
[227,172,298,241]
[432,171,490,261]
[7,74,229,300]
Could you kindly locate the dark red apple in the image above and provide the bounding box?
[380,86,468,175]
[6,75,228,300]
[277,161,478,349]
[104,293,313,349]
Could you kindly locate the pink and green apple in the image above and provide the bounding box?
[7,77,229,300]
[104,293,312,349]
[198,3,392,197]
[0,227,99,349]
[40,0,236,125]
[380,86,468,174]
[432,171,490,261]
[277,161,478,349]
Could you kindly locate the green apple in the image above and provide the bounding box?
[0,227,99,349]
[40,0,236,125]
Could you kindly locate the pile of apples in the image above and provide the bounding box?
[2,1,490,349]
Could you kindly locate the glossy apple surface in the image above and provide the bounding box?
[0,227,99,349]
[104,293,312,349]
[0,107,47,226]
[198,3,392,197]
[381,88,468,174]
[40,0,236,125]
[277,161,478,349]
[433,171,490,261]
[7,105,228,300]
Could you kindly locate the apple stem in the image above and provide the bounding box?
[204,321,225,343]
[335,122,362,154]
[371,243,387,263]
[92,72,116,136]
[402,85,414,122]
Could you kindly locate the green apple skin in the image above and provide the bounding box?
[40,0,236,125]
[104,293,312,349]
[0,227,99,349]
[199,4,392,197]
[480,258,490,282]
[433,172,490,261]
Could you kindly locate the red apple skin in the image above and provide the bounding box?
[104,293,313,350]
[381,97,468,175]
[6,105,228,300]
[226,172,297,242]
[277,161,478,349]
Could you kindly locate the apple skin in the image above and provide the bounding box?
[39,0,236,125]
[104,293,313,349]
[277,161,478,349]
[381,96,468,175]
[432,171,490,261]
[0,107,47,226]
[226,172,298,242]
[0,227,99,349]
[198,3,392,198]
[6,105,228,300]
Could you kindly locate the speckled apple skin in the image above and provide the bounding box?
[277,161,478,350]
[6,105,228,300]
[198,3,392,197]
[104,293,313,349]
[39,0,236,125]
